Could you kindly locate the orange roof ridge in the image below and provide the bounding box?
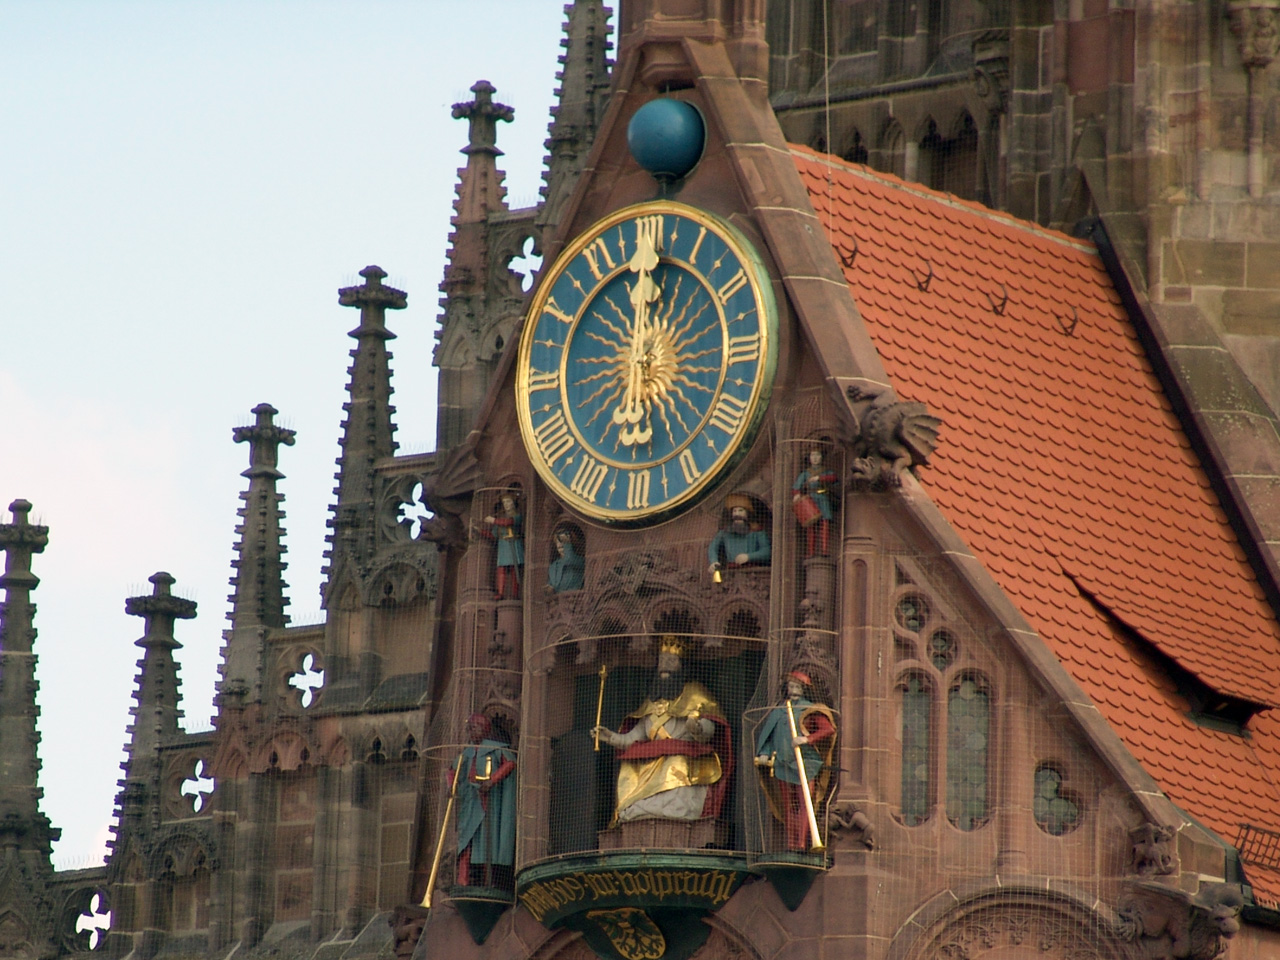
[788,142,1097,256]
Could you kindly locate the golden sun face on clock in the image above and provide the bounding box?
[516,201,777,526]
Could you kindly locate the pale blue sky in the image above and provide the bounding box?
[1,0,570,867]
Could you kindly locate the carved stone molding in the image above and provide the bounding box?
[890,892,1130,960]
[1228,1,1280,69]
[971,31,1010,119]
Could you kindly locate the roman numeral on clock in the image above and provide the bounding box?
[634,215,664,255]
[543,297,575,325]
[626,470,651,510]
[688,226,707,265]
[678,449,703,485]
[570,455,608,503]
[582,237,618,281]
[533,409,575,467]
[726,334,761,365]
[527,369,560,393]
[715,269,748,305]
[708,392,748,435]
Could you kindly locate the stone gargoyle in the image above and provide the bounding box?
[845,386,941,487]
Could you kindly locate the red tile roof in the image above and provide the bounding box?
[791,146,1280,899]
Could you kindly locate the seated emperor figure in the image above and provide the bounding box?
[592,640,732,823]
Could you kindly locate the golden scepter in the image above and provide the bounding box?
[785,699,825,853]
[594,663,608,751]
[422,747,467,908]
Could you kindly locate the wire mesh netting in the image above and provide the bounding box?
[419,423,854,891]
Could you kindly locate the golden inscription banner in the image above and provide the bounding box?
[516,864,746,926]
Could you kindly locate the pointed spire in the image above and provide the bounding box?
[325,267,406,585]
[0,499,46,652]
[0,499,59,856]
[435,83,517,449]
[119,573,197,800]
[539,0,614,231]
[228,402,295,629]
[450,80,514,226]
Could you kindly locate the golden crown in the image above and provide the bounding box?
[658,636,685,656]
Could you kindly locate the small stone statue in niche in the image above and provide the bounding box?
[451,713,517,889]
[707,493,770,580]
[482,491,524,601]
[754,670,837,851]
[545,526,585,595]
[792,447,838,557]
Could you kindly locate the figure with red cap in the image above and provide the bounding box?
[753,670,837,851]
[451,713,517,888]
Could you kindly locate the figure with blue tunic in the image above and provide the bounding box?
[754,670,837,851]
[483,492,524,601]
[792,448,838,557]
[545,527,585,594]
[707,494,771,580]
[452,713,517,889]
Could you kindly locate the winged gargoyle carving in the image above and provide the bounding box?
[845,386,941,486]
[416,442,483,545]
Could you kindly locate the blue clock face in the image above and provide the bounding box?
[516,201,777,525]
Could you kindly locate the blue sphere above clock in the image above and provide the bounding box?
[516,201,778,526]
[627,98,705,181]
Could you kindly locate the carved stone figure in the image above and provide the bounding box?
[846,386,941,486]
[592,640,732,823]
[452,714,517,888]
[792,448,837,557]
[829,800,874,849]
[1118,882,1243,960]
[482,492,524,600]
[753,670,837,850]
[546,527,585,594]
[388,905,429,960]
[1130,822,1177,876]
[707,494,770,578]
[415,442,483,545]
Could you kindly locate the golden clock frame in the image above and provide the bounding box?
[515,200,778,527]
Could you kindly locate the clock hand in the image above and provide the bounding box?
[613,234,660,445]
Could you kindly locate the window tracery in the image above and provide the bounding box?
[892,562,992,831]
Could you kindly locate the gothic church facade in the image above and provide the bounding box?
[2,3,1279,960]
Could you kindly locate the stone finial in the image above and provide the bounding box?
[1228,1,1280,68]
[325,267,405,583]
[339,265,408,312]
[226,405,293,632]
[0,499,48,595]
[452,80,514,158]
[233,403,296,480]
[126,572,197,650]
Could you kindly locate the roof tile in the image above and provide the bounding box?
[793,144,1280,850]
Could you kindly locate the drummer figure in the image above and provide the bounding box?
[792,448,837,557]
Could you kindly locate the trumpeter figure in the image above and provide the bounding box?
[754,670,837,851]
